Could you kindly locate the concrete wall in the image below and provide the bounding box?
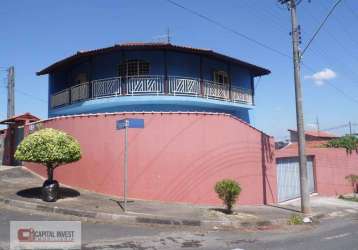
[276,145,358,196]
[25,112,276,205]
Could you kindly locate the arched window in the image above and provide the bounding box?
[213,70,229,84]
[119,60,150,77]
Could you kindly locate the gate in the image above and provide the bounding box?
[276,156,315,202]
[13,126,24,166]
[0,132,4,165]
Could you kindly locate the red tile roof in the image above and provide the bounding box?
[281,140,328,151]
[37,42,271,76]
[288,129,338,138]
[0,113,40,124]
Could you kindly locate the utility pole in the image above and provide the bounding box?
[166,27,171,44]
[123,119,129,212]
[349,121,352,136]
[7,66,15,118]
[316,116,320,134]
[279,0,311,214]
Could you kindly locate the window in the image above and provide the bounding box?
[213,70,229,84]
[74,73,87,84]
[119,60,150,77]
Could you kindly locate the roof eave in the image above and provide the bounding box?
[36,43,271,76]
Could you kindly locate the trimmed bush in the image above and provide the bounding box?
[214,179,241,214]
[15,128,81,201]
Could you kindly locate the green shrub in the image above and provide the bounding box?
[15,128,81,181]
[214,179,241,214]
[325,136,358,153]
[288,214,303,225]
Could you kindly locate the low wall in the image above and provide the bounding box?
[25,112,276,205]
[277,145,358,196]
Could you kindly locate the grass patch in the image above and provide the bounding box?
[288,214,304,225]
[338,195,358,202]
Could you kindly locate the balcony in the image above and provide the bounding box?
[50,76,253,109]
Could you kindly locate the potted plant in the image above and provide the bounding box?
[15,128,81,202]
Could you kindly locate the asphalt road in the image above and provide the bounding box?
[1,204,358,250]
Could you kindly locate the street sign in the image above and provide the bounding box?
[116,118,144,130]
[116,118,144,213]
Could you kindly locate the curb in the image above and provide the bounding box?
[2,196,351,229]
[0,196,291,229]
[0,196,215,228]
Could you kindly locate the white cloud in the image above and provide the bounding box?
[305,68,337,86]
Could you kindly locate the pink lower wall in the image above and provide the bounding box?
[25,112,276,205]
[277,145,358,196]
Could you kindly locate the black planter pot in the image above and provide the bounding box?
[42,180,59,202]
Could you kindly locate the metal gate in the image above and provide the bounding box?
[276,156,315,202]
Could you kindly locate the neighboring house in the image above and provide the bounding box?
[275,130,336,150]
[276,130,358,203]
[0,113,40,166]
[288,129,338,144]
[26,42,278,206]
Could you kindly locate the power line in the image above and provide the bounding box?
[0,85,46,103]
[304,3,358,65]
[321,123,350,132]
[301,62,358,105]
[324,1,358,47]
[301,0,344,56]
[344,0,358,22]
[165,0,358,106]
[165,0,291,59]
[254,1,358,84]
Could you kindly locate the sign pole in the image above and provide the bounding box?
[123,119,129,212]
[116,118,144,212]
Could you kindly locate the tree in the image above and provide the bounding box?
[15,128,81,202]
[325,136,358,154]
[214,179,241,214]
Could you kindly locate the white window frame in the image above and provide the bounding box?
[119,60,150,77]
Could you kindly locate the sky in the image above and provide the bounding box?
[1,0,358,139]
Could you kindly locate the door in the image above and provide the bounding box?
[276,156,315,202]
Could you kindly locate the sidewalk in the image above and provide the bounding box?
[1,166,358,229]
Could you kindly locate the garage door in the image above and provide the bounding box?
[276,157,315,202]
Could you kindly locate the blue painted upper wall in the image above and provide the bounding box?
[50,50,251,93]
[48,45,265,94]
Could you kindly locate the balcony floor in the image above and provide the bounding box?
[49,95,253,122]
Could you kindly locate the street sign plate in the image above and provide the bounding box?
[116,118,144,130]
[116,120,127,130]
